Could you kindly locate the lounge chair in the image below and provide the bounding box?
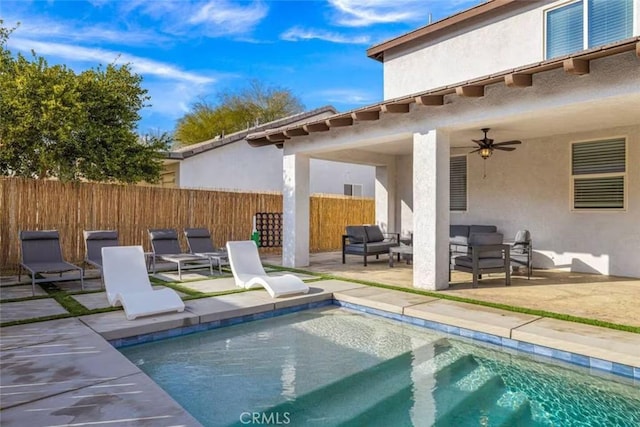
[19,230,84,296]
[226,240,309,298]
[148,229,213,280]
[101,246,185,320]
[184,227,229,274]
[83,230,119,287]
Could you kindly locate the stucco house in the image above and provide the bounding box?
[247,0,640,289]
[160,106,375,196]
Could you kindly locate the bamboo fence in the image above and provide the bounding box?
[0,177,374,272]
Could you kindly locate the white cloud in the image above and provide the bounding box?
[5,14,171,47]
[8,38,215,85]
[315,88,379,106]
[328,0,427,27]
[280,27,370,44]
[189,0,268,35]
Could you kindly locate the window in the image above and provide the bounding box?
[344,183,363,197]
[571,138,626,210]
[546,0,633,59]
[450,155,467,211]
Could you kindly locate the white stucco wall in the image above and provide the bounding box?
[383,0,639,98]
[413,124,639,278]
[176,142,375,196]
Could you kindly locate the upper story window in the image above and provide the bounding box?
[344,183,363,197]
[546,0,633,59]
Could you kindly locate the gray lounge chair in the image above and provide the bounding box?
[148,229,213,280]
[83,230,119,288]
[184,228,229,274]
[453,232,511,288]
[19,230,84,296]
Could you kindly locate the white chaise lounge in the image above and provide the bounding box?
[102,246,185,320]
[226,240,309,298]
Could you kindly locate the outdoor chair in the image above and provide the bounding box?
[226,240,309,298]
[148,228,213,280]
[184,227,229,274]
[19,230,84,296]
[452,232,511,288]
[510,229,533,279]
[342,225,400,266]
[83,230,119,286]
[102,245,185,320]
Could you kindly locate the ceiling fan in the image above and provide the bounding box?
[470,128,522,159]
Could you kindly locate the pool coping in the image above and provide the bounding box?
[1,279,638,426]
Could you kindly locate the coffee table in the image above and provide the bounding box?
[389,245,413,267]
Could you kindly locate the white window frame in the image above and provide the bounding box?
[344,183,363,197]
[544,0,635,59]
[450,154,468,212]
[570,137,627,212]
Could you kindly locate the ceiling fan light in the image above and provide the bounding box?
[480,147,493,159]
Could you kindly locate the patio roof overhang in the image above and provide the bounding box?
[246,37,640,149]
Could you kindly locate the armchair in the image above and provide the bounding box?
[510,229,532,279]
[342,225,400,266]
[453,232,511,288]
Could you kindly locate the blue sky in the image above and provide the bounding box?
[2,0,480,135]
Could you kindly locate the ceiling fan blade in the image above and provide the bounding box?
[471,139,485,146]
[494,146,516,151]
[469,148,482,154]
[492,140,522,146]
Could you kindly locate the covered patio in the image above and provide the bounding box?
[249,39,640,291]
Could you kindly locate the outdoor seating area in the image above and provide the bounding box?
[342,224,400,266]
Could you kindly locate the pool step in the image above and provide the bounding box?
[434,374,506,426]
[341,383,415,426]
[261,339,453,425]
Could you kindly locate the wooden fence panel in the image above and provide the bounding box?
[0,177,374,272]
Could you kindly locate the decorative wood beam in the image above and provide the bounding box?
[563,58,590,75]
[504,73,532,88]
[455,85,484,97]
[351,110,380,121]
[381,103,411,113]
[415,95,444,106]
[266,132,289,143]
[303,122,330,132]
[326,117,353,127]
[247,137,270,147]
[636,42,640,57]
[283,128,309,137]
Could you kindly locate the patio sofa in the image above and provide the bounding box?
[342,225,400,266]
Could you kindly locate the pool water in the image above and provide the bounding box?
[120,307,640,426]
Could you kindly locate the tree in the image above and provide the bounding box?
[174,80,304,146]
[0,22,169,183]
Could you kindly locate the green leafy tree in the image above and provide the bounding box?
[174,79,304,146]
[0,22,169,183]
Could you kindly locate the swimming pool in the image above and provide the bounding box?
[120,307,640,426]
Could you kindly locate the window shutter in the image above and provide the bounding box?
[344,184,353,196]
[450,156,467,211]
[588,0,633,48]
[574,177,624,209]
[546,1,584,59]
[572,139,625,175]
[572,139,625,209]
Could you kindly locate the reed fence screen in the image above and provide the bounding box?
[0,178,374,271]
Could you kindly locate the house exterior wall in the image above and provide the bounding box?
[176,141,375,196]
[392,124,639,277]
[383,0,639,98]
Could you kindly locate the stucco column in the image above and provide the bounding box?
[413,130,450,290]
[375,162,397,233]
[282,152,310,267]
